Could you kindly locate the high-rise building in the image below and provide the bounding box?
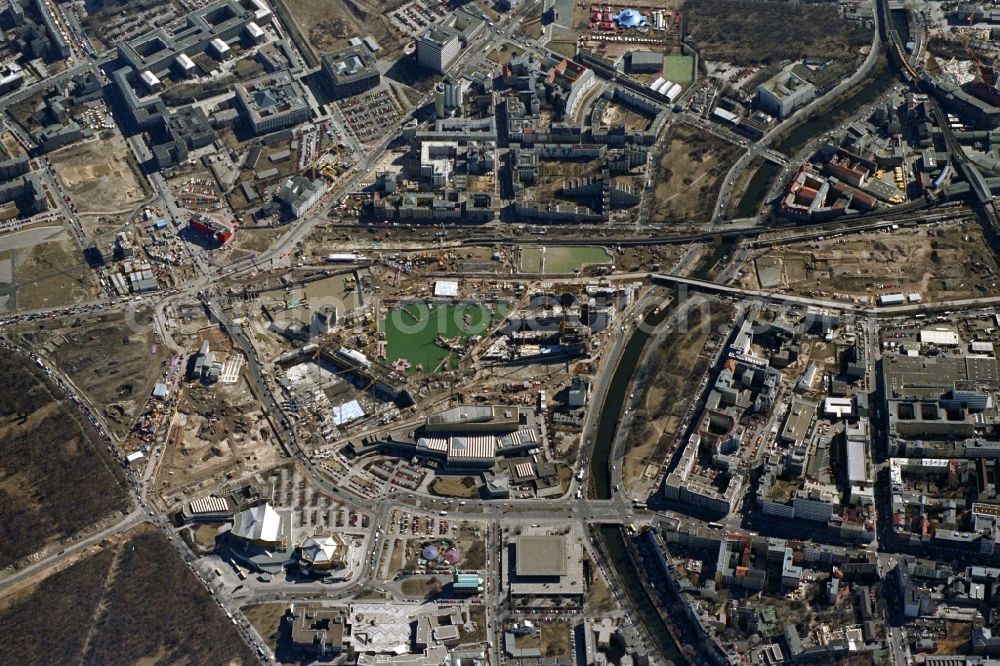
[417,26,461,73]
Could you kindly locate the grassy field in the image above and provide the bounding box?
[429,476,480,498]
[684,0,869,83]
[519,246,611,273]
[662,54,694,83]
[545,246,612,274]
[382,302,508,374]
[0,351,129,567]
[650,124,742,224]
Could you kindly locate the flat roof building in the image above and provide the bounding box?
[274,175,326,218]
[505,533,584,596]
[234,71,312,135]
[417,26,461,74]
[626,50,663,73]
[757,68,816,119]
[322,44,380,99]
[415,9,485,73]
[117,0,256,76]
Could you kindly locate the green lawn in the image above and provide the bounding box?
[543,246,612,274]
[520,248,544,273]
[382,302,509,374]
[519,246,611,274]
[662,55,694,84]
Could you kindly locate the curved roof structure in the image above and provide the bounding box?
[444,548,461,564]
[422,544,440,560]
[614,8,647,28]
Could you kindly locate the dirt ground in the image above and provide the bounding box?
[50,134,148,214]
[741,221,1000,302]
[623,300,734,495]
[11,234,96,310]
[230,226,285,255]
[154,376,280,503]
[650,124,742,225]
[284,0,405,55]
[12,310,170,437]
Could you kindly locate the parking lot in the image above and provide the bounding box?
[338,89,401,144]
[388,0,448,36]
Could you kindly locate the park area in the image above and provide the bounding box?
[519,245,612,274]
[382,301,509,374]
[0,351,130,568]
[683,0,870,84]
[0,529,255,664]
[650,124,742,225]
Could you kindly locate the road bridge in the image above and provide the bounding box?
[651,273,1000,315]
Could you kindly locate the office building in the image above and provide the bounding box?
[417,25,461,73]
[322,44,380,98]
[234,71,312,135]
[756,68,816,119]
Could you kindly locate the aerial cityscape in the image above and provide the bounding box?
[4,0,1000,664]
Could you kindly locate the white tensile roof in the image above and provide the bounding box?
[232,503,280,542]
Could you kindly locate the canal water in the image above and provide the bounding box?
[588,301,672,500]
[735,161,782,218]
[587,18,912,652]
[598,525,686,664]
[774,57,895,156]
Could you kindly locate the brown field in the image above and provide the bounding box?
[539,621,573,659]
[623,300,734,494]
[0,351,130,568]
[650,124,742,224]
[429,476,480,498]
[243,603,289,661]
[284,0,404,55]
[154,377,281,502]
[12,310,169,438]
[50,134,148,214]
[744,221,1000,302]
[487,46,524,67]
[13,234,96,310]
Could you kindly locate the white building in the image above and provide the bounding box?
[756,68,815,119]
[417,26,461,73]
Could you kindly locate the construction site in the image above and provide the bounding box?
[739,219,1000,303]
